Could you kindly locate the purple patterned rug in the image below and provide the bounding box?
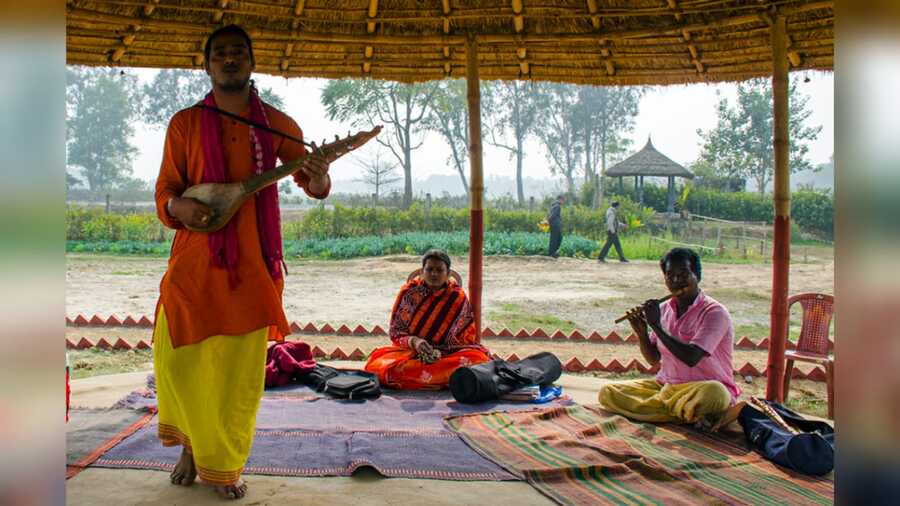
[92,378,573,481]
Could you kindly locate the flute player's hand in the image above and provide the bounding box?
[625,308,649,342]
[642,299,662,329]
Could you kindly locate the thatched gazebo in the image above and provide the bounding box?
[606,136,694,212]
[66,0,834,403]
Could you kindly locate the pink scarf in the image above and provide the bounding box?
[200,87,283,287]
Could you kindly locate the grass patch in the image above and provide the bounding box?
[487,303,579,333]
[68,348,153,379]
[733,323,803,342]
[710,288,771,302]
[67,231,787,265]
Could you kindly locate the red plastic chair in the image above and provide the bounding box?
[782,293,834,418]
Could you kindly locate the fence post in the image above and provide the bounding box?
[425,193,432,225]
[529,196,534,212]
[105,193,110,214]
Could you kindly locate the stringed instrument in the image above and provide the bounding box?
[181,126,382,233]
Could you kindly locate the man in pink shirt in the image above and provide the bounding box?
[599,248,738,424]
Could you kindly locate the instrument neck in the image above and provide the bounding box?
[241,156,306,195]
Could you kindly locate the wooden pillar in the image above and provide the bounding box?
[766,15,791,402]
[465,34,484,338]
[638,176,644,205]
[667,176,675,213]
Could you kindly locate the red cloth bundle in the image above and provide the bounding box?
[265,341,317,387]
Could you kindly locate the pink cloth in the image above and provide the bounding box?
[200,86,283,288]
[265,341,317,388]
[649,291,740,402]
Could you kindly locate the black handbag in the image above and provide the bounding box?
[323,371,382,400]
[299,364,340,391]
[738,397,834,476]
[450,352,562,404]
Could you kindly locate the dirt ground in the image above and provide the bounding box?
[66,253,834,336]
[66,252,833,416]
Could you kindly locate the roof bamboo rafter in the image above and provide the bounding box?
[66,0,832,85]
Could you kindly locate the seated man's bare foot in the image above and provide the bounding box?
[215,479,247,500]
[693,401,747,433]
[170,448,197,486]
[711,401,747,432]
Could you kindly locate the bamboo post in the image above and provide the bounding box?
[666,176,675,213]
[466,34,484,338]
[105,193,110,213]
[766,15,791,403]
[425,192,432,225]
[529,196,534,212]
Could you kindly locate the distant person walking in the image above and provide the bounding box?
[547,194,565,258]
[598,201,628,263]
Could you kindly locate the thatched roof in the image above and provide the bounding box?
[67,1,833,86]
[605,137,693,178]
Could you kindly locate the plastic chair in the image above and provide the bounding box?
[408,268,462,285]
[782,293,834,418]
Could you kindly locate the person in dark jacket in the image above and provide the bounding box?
[547,194,565,258]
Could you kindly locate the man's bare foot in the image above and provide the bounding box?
[711,401,748,431]
[215,479,247,500]
[169,448,196,486]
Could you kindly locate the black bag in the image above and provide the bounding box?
[738,398,834,476]
[299,364,340,391]
[323,371,382,400]
[450,352,562,404]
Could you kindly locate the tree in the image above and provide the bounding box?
[354,150,402,203]
[689,159,746,192]
[533,83,583,195]
[66,66,139,192]
[66,172,83,190]
[697,78,822,195]
[574,86,643,207]
[141,69,285,128]
[278,180,293,196]
[424,80,470,196]
[484,80,542,205]
[321,79,438,208]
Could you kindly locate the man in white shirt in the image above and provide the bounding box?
[598,201,628,262]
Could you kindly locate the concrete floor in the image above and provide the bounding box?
[67,363,611,505]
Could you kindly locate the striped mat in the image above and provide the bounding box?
[445,405,833,506]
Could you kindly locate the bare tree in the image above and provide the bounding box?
[354,150,402,204]
[322,79,438,207]
[484,81,541,205]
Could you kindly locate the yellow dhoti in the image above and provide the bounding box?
[153,306,268,486]
[598,378,732,423]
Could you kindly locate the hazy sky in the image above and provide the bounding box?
[129,69,833,188]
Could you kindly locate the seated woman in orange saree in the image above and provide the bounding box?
[365,250,491,390]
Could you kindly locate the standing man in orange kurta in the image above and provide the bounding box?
[153,25,331,500]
